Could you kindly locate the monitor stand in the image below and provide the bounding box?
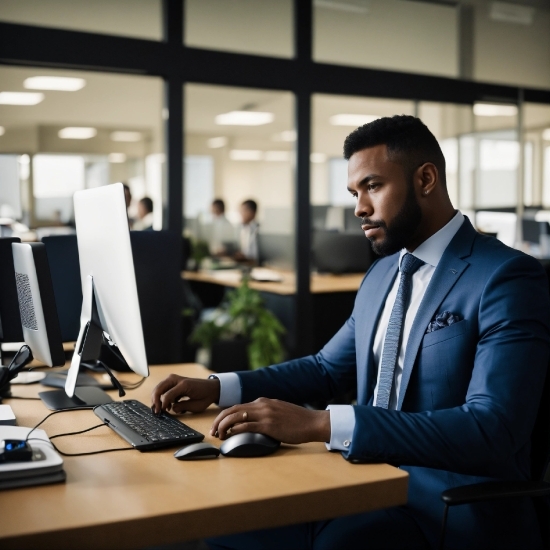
[39,276,128,411]
[39,386,112,411]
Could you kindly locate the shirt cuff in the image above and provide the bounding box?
[211,372,242,408]
[325,405,355,451]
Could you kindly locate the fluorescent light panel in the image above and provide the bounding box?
[230,150,263,161]
[264,151,290,162]
[24,76,86,91]
[108,153,127,163]
[110,131,142,142]
[216,111,274,126]
[272,130,296,142]
[330,114,379,126]
[0,127,5,136]
[473,103,518,117]
[0,92,44,105]
[58,127,97,139]
[208,137,228,148]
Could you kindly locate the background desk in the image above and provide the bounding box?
[1,364,407,550]
[183,270,365,356]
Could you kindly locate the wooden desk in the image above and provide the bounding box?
[2,365,408,549]
[183,269,365,296]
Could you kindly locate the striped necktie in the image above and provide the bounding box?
[376,253,425,409]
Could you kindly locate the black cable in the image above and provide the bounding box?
[121,377,146,390]
[49,423,106,439]
[27,437,133,457]
[25,408,135,456]
[25,407,93,443]
[8,396,41,400]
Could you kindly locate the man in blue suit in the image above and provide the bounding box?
[152,116,550,549]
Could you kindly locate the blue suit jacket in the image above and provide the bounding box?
[237,218,550,549]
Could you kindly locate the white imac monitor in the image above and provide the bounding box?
[64,183,149,402]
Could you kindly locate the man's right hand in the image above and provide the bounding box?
[151,374,220,415]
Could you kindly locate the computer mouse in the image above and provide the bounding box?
[219,432,280,458]
[174,442,220,460]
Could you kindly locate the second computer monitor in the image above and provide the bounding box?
[312,231,374,274]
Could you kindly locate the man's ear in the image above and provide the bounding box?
[417,163,438,197]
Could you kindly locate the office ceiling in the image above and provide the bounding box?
[2,64,550,157]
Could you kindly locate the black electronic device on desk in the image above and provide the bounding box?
[94,400,204,451]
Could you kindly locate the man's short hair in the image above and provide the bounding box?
[140,197,153,214]
[212,198,225,213]
[343,115,447,187]
[241,200,257,214]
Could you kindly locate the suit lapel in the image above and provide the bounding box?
[357,258,398,405]
[396,218,476,410]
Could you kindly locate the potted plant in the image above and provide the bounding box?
[190,278,285,371]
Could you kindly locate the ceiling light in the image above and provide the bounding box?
[23,76,86,91]
[473,103,517,117]
[58,127,97,139]
[230,150,263,161]
[108,153,127,163]
[208,137,228,148]
[110,131,142,142]
[542,129,550,141]
[216,111,274,126]
[330,114,379,126]
[0,127,4,137]
[0,92,44,105]
[310,153,327,163]
[264,151,290,162]
[272,130,296,142]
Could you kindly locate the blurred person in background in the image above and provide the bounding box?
[235,199,259,263]
[209,198,236,255]
[134,197,154,231]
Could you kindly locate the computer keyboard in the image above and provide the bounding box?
[94,400,204,451]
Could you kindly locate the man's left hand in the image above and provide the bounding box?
[210,398,331,444]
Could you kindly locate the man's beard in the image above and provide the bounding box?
[362,180,422,257]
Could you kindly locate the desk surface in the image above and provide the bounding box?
[2,364,407,550]
[183,269,365,295]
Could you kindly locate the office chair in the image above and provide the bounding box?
[438,366,550,549]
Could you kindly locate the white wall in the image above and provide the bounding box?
[314,0,459,77]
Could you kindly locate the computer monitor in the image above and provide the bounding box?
[65,183,149,399]
[312,230,374,274]
[11,243,65,368]
[0,242,66,399]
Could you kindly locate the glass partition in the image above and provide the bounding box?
[0,0,162,40]
[0,65,164,231]
[185,0,293,58]
[184,83,295,270]
[314,0,458,77]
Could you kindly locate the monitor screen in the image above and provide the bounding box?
[11,242,65,367]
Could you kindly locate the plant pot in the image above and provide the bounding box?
[209,339,250,373]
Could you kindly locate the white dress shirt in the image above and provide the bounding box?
[215,211,465,451]
[239,221,259,261]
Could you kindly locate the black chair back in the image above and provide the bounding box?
[42,231,185,364]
